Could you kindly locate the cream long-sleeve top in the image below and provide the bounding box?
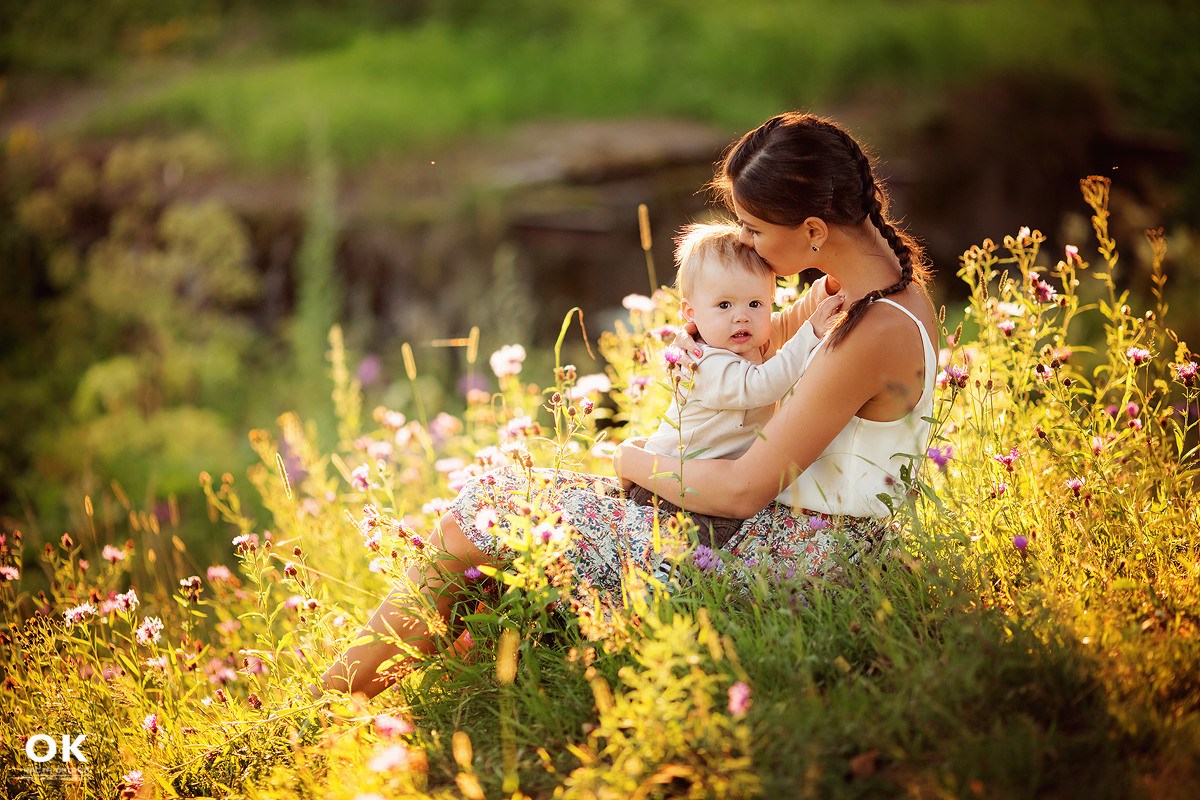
[643,320,821,462]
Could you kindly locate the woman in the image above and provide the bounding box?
[317,112,937,699]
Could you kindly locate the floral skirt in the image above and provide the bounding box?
[447,467,890,599]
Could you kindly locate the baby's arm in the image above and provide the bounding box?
[695,324,823,411]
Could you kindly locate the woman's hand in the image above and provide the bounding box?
[613,437,648,490]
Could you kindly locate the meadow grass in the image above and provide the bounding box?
[1,177,1198,798]
[76,0,1102,169]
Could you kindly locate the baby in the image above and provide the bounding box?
[629,222,843,551]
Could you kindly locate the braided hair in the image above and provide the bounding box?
[710,112,928,347]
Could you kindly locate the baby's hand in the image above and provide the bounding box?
[809,292,846,338]
[671,323,704,367]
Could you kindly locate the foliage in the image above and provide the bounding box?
[61,0,1104,168]
[2,180,1199,797]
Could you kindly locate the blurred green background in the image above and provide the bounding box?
[2,0,1197,564]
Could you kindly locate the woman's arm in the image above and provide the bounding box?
[616,308,888,518]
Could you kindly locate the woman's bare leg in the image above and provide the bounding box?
[315,513,492,699]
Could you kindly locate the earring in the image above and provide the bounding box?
[811,244,820,253]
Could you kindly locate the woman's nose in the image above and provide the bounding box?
[738,227,754,248]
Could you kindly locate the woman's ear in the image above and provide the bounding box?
[804,216,829,250]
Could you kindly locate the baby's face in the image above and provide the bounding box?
[683,255,774,357]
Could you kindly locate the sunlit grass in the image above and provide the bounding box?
[2,178,1198,797]
[79,0,1102,168]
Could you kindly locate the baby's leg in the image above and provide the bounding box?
[316,512,494,699]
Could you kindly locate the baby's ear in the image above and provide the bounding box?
[679,299,695,322]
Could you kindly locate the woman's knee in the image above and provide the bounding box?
[430,512,491,572]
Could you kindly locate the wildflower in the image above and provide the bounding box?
[568,372,613,400]
[692,545,719,572]
[489,343,527,378]
[808,515,831,531]
[1065,477,1085,496]
[662,345,686,367]
[217,619,240,636]
[1128,417,1143,431]
[1125,402,1140,418]
[105,588,139,614]
[374,713,415,739]
[142,713,159,734]
[78,559,89,572]
[651,324,677,343]
[1126,347,1151,366]
[579,397,595,415]
[727,681,752,717]
[926,445,954,470]
[243,657,268,675]
[248,693,263,710]
[775,285,799,307]
[284,595,304,610]
[429,411,462,442]
[464,566,483,581]
[378,409,407,431]
[366,439,394,462]
[993,447,1020,472]
[423,498,450,516]
[0,565,18,581]
[351,465,371,492]
[1175,361,1199,387]
[627,374,652,401]
[997,319,1016,336]
[207,659,237,685]
[102,544,127,563]
[622,294,656,314]
[283,561,298,578]
[474,508,500,532]
[145,656,168,670]
[1012,534,1029,552]
[1030,274,1058,304]
[232,533,258,553]
[369,743,415,772]
[1091,436,1105,455]
[119,770,144,798]
[207,565,234,583]
[937,365,969,390]
[214,688,228,704]
[369,558,390,573]
[435,457,466,474]
[990,481,1008,498]
[357,354,383,386]
[1065,244,1081,264]
[64,602,97,626]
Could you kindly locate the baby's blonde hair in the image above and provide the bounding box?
[673,222,774,300]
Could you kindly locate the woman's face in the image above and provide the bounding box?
[731,198,811,277]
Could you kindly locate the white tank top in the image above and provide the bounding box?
[775,298,937,518]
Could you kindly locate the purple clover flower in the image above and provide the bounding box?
[464,566,483,581]
[692,545,719,572]
[1065,477,1085,496]
[926,444,954,470]
[1012,534,1029,552]
[1177,361,1198,387]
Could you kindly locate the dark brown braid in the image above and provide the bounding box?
[709,112,929,348]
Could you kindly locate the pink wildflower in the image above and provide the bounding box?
[997,319,1016,336]
[143,713,159,734]
[64,602,97,626]
[207,565,234,583]
[1030,274,1058,304]
[374,713,415,739]
[693,545,719,572]
[1126,347,1151,366]
[1065,477,1085,496]
[489,344,527,378]
[351,464,371,492]
[662,345,686,366]
[622,293,656,314]
[1176,361,1199,386]
[102,545,126,563]
[0,565,18,581]
[1012,534,1029,552]
[1064,244,1081,263]
[993,447,1020,471]
[369,743,415,772]
[938,365,969,390]
[145,656,168,670]
[728,681,752,717]
[284,595,304,610]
